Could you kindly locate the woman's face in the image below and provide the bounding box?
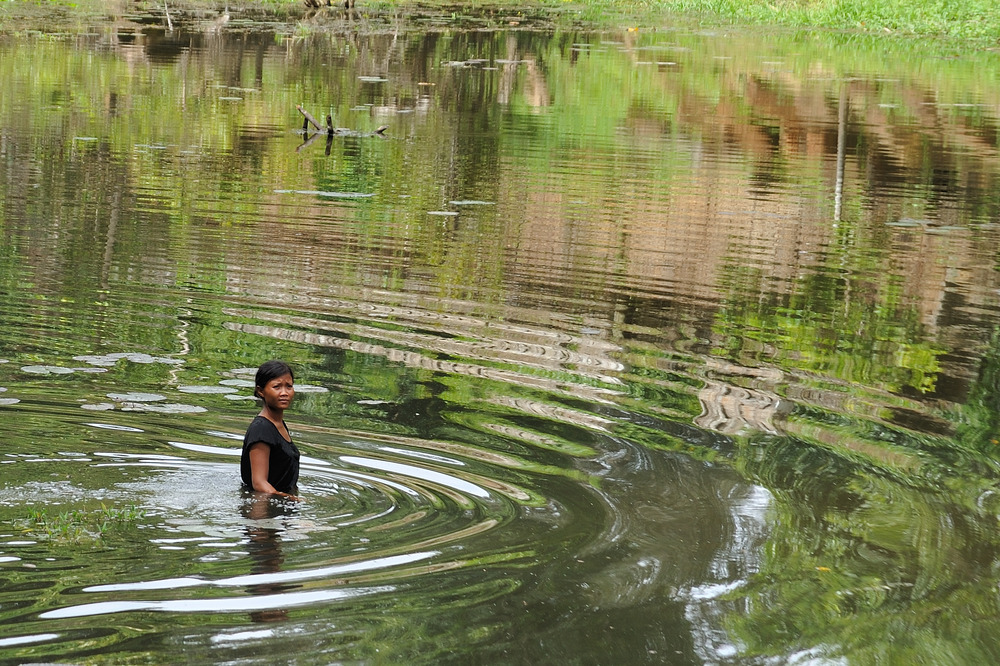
[258,373,294,410]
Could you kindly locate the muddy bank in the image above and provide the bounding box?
[0,0,589,35]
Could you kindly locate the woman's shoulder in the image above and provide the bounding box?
[244,415,290,444]
[245,415,275,440]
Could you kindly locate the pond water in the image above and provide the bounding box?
[2,3,1000,663]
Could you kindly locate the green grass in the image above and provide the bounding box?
[572,0,1000,45]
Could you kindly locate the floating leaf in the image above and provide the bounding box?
[274,189,373,199]
[177,385,237,394]
[219,379,255,388]
[81,403,115,412]
[74,353,183,367]
[120,402,207,414]
[295,384,329,393]
[22,365,74,375]
[107,392,166,403]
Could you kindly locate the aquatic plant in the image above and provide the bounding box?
[19,504,147,542]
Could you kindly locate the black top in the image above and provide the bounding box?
[241,416,300,493]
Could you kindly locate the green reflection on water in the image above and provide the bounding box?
[2,8,1000,663]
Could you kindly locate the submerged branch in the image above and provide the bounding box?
[296,105,323,131]
[294,106,389,146]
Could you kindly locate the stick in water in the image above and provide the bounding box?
[296,105,323,132]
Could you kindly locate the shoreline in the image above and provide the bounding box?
[1,0,997,50]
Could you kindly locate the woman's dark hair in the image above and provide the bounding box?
[254,360,294,398]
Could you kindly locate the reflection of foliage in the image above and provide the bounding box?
[952,329,1000,457]
[725,436,1000,663]
[714,256,944,396]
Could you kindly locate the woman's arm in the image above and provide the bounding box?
[247,442,298,499]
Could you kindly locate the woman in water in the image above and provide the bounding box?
[241,360,300,498]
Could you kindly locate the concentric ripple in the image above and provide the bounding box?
[1,417,548,633]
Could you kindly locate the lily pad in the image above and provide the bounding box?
[219,379,255,388]
[107,392,166,403]
[74,353,183,367]
[177,385,237,394]
[21,365,74,375]
[72,355,119,367]
[295,384,329,393]
[81,403,116,411]
[121,402,207,414]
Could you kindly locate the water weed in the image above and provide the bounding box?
[19,504,146,542]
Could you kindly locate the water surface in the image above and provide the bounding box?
[2,4,1000,663]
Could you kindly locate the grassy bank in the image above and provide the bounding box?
[280,0,1000,46]
[3,0,999,48]
[638,0,1000,45]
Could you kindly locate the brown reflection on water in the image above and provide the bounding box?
[3,21,999,421]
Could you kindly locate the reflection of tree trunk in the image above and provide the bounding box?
[254,39,267,89]
[382,28,398,76]
[497,34,549,108]
[229,36,244,89]
[834,83,848,222]
[497,34,518,105]
[101,183,121,290]
[523,60,550,108]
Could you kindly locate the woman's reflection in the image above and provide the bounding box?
[241,493,300,622]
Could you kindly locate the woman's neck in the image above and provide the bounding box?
[260,405,284,423]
